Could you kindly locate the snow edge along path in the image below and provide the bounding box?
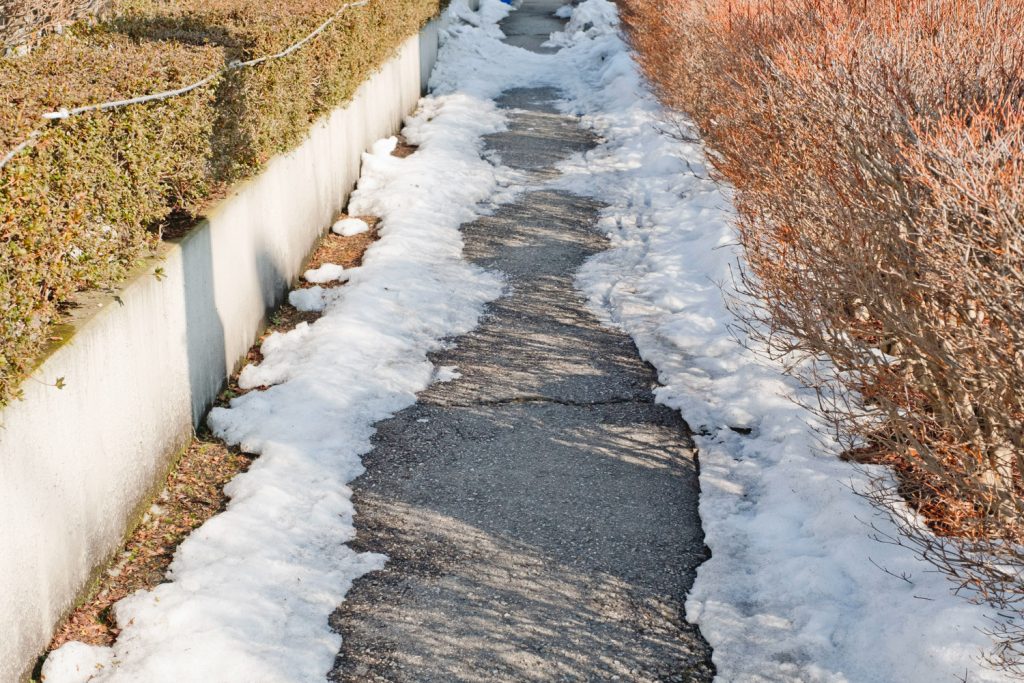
[544,1,1014,682]
[42,12,508,682]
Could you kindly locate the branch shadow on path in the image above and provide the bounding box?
[329,86,715,682]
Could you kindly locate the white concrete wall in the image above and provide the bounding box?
[419,16,439,93]
[0,24,440,683]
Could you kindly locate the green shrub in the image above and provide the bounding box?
[0,0,442,405]
[0,29,221,402]
[1,0,108,50]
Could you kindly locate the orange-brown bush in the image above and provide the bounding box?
[619,0,1024,669]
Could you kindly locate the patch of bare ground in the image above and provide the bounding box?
[309,216,381,276]
[47,437,253,650]
[45,213,381,655]
[391,134,418,159]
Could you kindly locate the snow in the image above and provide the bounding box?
[44,0,1012,681]
[43,19,505,681]
[434,365,462,382]
[330,217,369,236]
[42,643,113,683]
[542,3,1012,682]
[303,263,348,284]
[288,285,327,312]
[432,0,1012,680]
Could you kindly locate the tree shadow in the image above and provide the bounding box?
[329,86,714,682]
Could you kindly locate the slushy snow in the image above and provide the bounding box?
[44,0,1013,681]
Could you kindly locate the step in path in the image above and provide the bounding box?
[329,4,714,681]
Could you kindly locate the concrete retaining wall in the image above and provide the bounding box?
[0,22,440,682]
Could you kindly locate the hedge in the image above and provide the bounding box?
[1,0,108,51]
[0,0,442,406]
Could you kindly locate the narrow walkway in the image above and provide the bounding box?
[329,6,713,682]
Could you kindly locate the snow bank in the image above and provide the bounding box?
[42,13,505,680]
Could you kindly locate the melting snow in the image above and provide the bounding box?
[44,0,1012,681]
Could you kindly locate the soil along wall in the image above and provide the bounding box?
[0,24,437,682]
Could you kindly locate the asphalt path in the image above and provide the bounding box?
[329,6,714,680]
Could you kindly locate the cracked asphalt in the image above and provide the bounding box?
[328,4,714,681]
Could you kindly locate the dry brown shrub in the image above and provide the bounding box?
[620,0,1024,670]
